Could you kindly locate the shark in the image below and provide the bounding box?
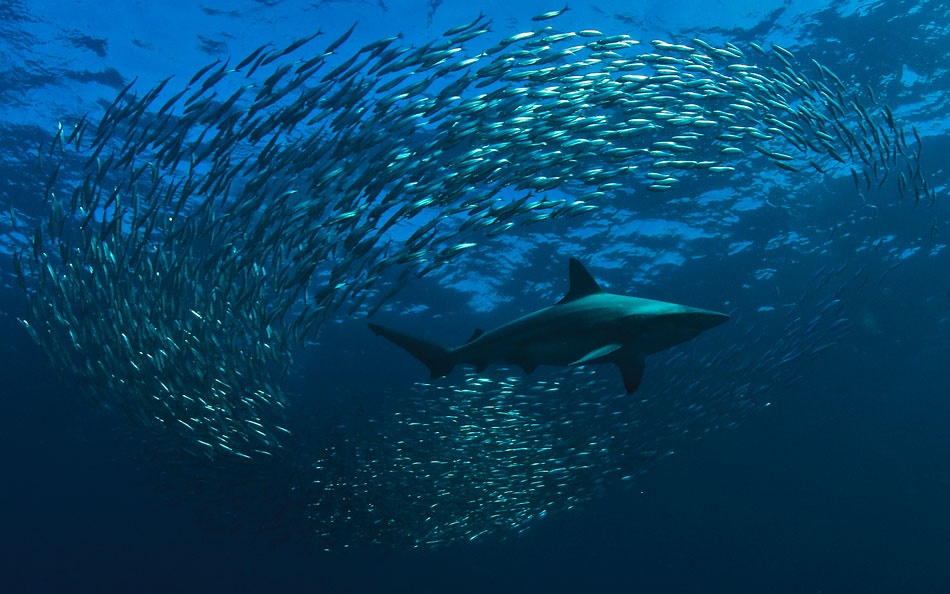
[368,258,729,393]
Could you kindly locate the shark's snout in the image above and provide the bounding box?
[686,310,730,331]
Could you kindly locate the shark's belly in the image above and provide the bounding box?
[515,336,608,366]
[490,306,628,366]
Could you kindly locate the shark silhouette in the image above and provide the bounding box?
[368,258,728,393]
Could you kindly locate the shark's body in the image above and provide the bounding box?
[369,258,728,393]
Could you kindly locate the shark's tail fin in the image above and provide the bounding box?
[368,322,455,378]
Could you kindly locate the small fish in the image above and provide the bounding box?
[532,5,570,21]
[325,21,358,54]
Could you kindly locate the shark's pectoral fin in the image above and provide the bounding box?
[615,353,645,394]
[465,328,485,343]
[570,344,622,366]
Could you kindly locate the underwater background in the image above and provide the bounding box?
[1,0,948,592]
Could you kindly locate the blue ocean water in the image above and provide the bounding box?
[1,0,949,592]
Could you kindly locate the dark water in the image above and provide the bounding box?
[4,310,949,592]
[2,0,949,592]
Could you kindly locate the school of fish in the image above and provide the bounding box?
[11,9,932,547]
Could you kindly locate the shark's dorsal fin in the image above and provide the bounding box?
[465,328,485,343]
[558,258,603,304]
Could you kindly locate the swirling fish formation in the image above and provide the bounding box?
[12,10,928,544]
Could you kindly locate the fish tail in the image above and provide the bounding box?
[368,323,455,378]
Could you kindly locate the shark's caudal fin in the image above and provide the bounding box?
[368,323,455,378]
